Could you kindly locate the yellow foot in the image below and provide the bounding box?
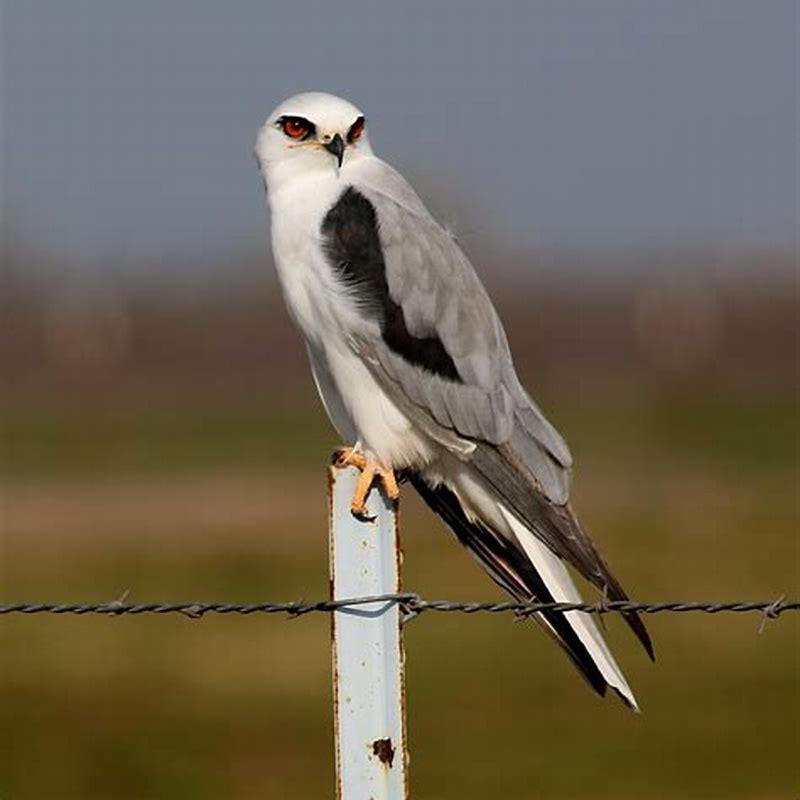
[332,446,400,520]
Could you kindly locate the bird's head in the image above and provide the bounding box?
[255,92,371,188]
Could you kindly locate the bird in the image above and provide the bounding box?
[254,91,653,710]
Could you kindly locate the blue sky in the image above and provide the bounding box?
[3,1,797,275]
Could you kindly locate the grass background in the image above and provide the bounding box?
[2,371,798,799]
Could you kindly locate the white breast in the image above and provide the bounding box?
[323,342,434,467]
[268,168,433,469]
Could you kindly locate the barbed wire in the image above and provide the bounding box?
[0,594,796,625]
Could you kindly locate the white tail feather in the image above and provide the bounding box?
[498,504,639,711]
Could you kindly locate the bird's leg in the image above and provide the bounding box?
[348,458,400,520]
[332,445,400,520]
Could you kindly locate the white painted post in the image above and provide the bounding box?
[329,465,408,800]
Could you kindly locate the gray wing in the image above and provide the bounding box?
[343,176,654,658]
[354,182,572,504]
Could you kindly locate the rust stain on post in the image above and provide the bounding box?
[328,465,343,799]
[371,737,395,769]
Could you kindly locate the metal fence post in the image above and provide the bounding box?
[329,465,408,799]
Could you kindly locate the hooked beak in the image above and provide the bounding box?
[323,133,345,167]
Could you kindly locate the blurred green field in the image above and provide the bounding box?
[2,383,798,799]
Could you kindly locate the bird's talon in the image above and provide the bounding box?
[351,505,376,523]
[332,445,399,520]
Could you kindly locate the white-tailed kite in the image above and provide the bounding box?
[255,92,653,709]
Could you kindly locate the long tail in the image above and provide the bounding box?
[409,471,641,710]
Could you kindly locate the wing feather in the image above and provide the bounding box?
[355,181,569,489]
[345,168,653,659]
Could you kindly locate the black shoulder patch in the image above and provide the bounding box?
[321,187,461,382]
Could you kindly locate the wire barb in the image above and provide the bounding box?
[0,595,797,619]
[758,594,787,634]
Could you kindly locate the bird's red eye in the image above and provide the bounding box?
[347,116,365,143]
[280,116,313,140]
